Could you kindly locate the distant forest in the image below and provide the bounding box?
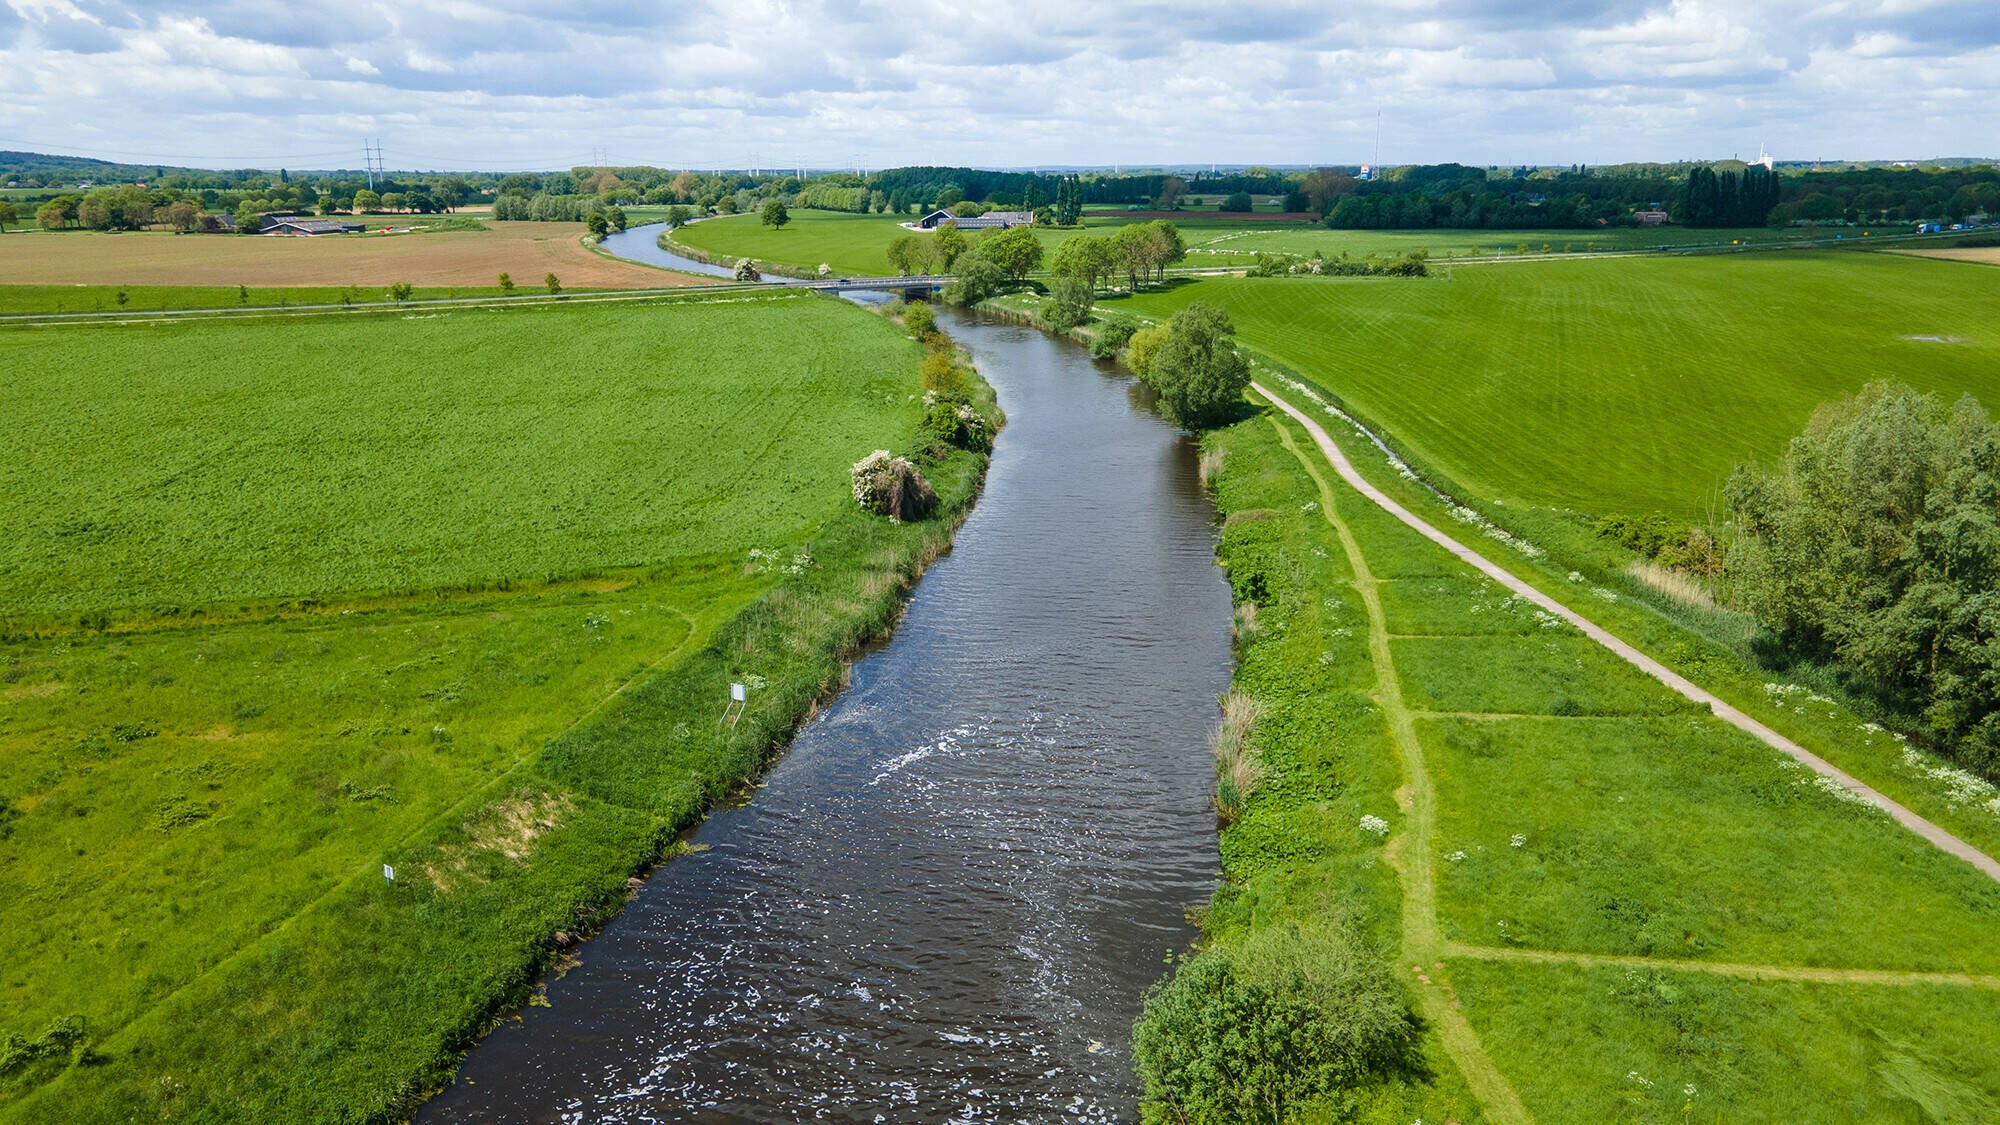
[5,149,1994,233]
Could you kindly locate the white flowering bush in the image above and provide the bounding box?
[850,449,937,521]
[1359,814,1390,836]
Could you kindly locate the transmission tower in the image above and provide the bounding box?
[364,139,385,190]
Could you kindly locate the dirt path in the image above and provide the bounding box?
[1442,942,2000,990]
[1270,419,1534,1125]
[1252,381,2000,886]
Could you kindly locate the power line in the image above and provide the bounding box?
[363,139,385,190]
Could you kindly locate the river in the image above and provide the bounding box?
[421,232,1233,1121]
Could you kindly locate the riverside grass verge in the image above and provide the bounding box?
[0,292,998,1121]
[1169,406,2000,1121]
[974,286,2000,1118]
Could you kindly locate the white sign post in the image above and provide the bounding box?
[719,682,747,728]
[383,864,396,882]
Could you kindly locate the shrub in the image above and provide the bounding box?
[919,350,964,393]
[902,300,937,340]
[850,450,938,521]
[1133,924,1421,1124]
[733,258,762,283]
[1090,315,1138,359]
[919,396,991,453]
[1218,191,1255,213]
[1124,323,1171,378]
[387,282,414,302]
[497,271,514,293]
[544,272,561,294]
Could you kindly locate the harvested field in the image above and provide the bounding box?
[0,223,704,289]
[1896,246,2000,266]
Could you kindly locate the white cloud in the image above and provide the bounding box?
[0,0,1991,168]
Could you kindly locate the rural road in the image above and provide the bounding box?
[1251,380,2000,886]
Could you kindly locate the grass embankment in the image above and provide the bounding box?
[0,221,697,290]
[1115,253,2000,517]
[1177,405,2000,1121]
[0,293,995,1120]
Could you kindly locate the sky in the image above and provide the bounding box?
[2,0,1995,172]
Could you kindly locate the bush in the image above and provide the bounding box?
[387,282,414,302]
[902,300,937,340]
[1133,924,1420,1124]
[850,450,937,521]
[1218,191,1255,213]
[942,256,1005,306]
[1090,315,1138,360]
[919,350,965,393]
[733,258,762,283]
[919,395,991,453]
[1124,323,1170,378]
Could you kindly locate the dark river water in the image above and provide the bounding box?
[422,285,1232,1121]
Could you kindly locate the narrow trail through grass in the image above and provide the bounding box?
[1251,380,2000,887]
[1442,943,2000,990]
[1268,418,1533,1125]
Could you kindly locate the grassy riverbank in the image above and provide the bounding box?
[1158,402,2000,1121]
[0,293,996,1120]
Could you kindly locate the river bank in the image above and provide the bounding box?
[420,306,1235,1120]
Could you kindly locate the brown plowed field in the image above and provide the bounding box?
[0,223,707,289]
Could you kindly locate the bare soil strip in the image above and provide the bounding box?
[1443,942,2000,990]
[1252,381,2000,886]
[1269,419,1535,1125]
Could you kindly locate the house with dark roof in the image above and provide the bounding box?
[916,209,1034,231]
[259,214,363,236]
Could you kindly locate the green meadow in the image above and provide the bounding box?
[1156,404,2000,1120]
[0,294,993,1120]
[1115,252,2000,516]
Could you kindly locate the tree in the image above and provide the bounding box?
[353,188,381,213]
[970,226,1042,280]
[380,192,405,213]
[234,203,263,234]
[78,200,112,230]
[902,300,937,340]
[388,282,414,301]
[162,200,200,232]
[1050,234,1115,292]
[1144,303,1250,430]
[1125,323,1170,378]
[943,256,1004,305]
[1154,175,1188,210]
[605,205,628,233]
[667,204,693,228]
[498,271,515,293]
[1111,222,1160,288]
[0,200,16,231]
[886,233,939,275]
[761,199,790,228]
[1041,275,1095,330]
[1218,191,1255,213]
[933,221,967,269]
[586,211,610,238]
[36,203,65,230]
[544,272,561,294]
[1726,382,2000,773]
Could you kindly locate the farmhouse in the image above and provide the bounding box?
[1634,210,1670,226]
[259,215,363,236]
[916,208,1034,231]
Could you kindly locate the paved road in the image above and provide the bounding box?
[1252,381,2000,887]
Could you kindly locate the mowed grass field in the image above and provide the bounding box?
[0,294,988,1120]
[0,222,696,290]
[2,296,913,622]
[1182,408,2000,1121]
[667,207,1850,278]
[1117,252,2000,516]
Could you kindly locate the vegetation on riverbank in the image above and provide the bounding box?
[0,293,997,1120]
[1136,398,2000,1121]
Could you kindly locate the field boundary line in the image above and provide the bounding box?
[55,603,705,1067]
[1251,380,2000,887]
[1443,942,2000,990]
[1268,417,1534,1125]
